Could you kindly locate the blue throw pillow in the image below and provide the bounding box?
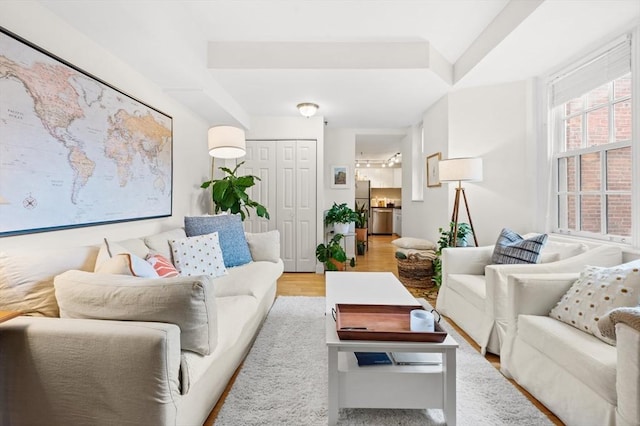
[184,215,252,267]
[491,228,547,264]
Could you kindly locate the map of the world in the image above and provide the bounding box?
[0,28,172,236]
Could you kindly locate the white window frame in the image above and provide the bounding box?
[548,31,638,245]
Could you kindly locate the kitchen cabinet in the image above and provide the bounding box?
[393,208,402,236]
[368,168,394,188]
[393,168,402,187]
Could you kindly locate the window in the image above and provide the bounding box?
[550,37,633,242]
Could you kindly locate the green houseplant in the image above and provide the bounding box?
[325,202,357,234]
[354,202,368,246]
[315,233,355,271]
[201,161,270,221]
[432,222,472,287]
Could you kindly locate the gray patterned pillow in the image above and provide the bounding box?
[185,215,252,267]
[491,228,547,264]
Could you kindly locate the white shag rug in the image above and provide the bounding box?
[215,296,554,425]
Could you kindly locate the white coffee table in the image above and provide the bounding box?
[325,271,458,425]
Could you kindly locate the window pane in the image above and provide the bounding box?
[567,194,576,230]
[586,106,609,147]
[565,97,584,116]
[614,74,631,99]
[587,83,609,108]
[607,195,631,237]
[614,100,632,141]
[606,147,631,191]
[581,152,600,191]
[580,195,601,233]
[565,116,582,150]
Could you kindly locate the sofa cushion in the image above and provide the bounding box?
[95,253,159,278]
[492,228,547,264]
[550,260,640,345]
[447,274,486,311]
[54,270,218,355]
[517,314,617,404]
[540,240,588,261]
[245,230,281,262]
[0,246,97,317]
[214,259,284,299]
[169,233,227,278]
[185,215,252,267]
[144,228,187,262]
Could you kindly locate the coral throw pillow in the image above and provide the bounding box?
[146,253,179,278]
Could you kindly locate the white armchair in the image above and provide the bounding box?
[435,242,623,355]
[502,273,640,426]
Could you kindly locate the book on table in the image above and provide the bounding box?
[353,352,392,366]
[390,352,442,365]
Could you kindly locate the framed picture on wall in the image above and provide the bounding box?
[330,165,350,189]
[426,152,442,187]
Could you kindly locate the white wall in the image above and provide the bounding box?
[0,2,210,253]
[448,80,535,245]
[323,128,356,208]
[402,81,535,246]
[403,96,450,243]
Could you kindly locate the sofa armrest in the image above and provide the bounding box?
[0,316,182,425]
[616,323,640,426]
[441,245,493,275]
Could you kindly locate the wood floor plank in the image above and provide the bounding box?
[205,235,562,425]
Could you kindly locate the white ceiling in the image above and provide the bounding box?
[39,0,640,161]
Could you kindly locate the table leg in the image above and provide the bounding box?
[443,347,457,425]
[328,346,339,425]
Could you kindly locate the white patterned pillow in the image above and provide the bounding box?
[170,233,227,278]
[549,260,640,345]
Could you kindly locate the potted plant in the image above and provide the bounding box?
[432,222,472,286]
[325,202,357,234]
[315,233,355,271]
[201,161,270,221]
[356,240,366,256]
[354,202,368,245]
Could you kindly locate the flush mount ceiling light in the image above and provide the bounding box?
[297,102,319,118]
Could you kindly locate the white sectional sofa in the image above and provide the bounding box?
[502,273,640,426]
[435,237,623,355]
[0,227,283,426]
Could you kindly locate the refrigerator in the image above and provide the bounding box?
[355,180,371,234]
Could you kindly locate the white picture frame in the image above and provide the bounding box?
[330,165,350,189]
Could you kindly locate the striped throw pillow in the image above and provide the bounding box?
[146,253,179,278]
[491,228,547,264]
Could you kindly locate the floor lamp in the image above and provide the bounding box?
[438,157,483,247]
[207,125,246,213]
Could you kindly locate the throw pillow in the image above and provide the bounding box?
[146,253,180,278]
[144,228,187,262]
[95,240,158,278]
[491,228,547,264]
[245,230,281,262]
[391,237,436,251]
[170,232,227,278]
[54,270,218,355]
[185,215,252,267]
[549,260,640,345]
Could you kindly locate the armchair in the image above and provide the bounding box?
[502,273,640,426]
[435,242,622,355]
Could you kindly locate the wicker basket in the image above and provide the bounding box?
[397,254,434,289]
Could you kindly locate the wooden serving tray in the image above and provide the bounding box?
[334,304,447,342]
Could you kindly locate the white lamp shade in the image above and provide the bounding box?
[208,125,246,158]
[297,102,319,118]
[438,157,483,182]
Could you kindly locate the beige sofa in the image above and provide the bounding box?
[0,227,283,426]
[502,273,640,426]
[435,237,623,355]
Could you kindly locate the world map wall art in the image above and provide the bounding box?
[0,27,173,236]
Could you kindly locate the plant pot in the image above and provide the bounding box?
[356,242,366,255]
[355,227,367,241]
[328,258,345,271]
[333,223,350,235]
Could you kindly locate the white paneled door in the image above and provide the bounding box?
[241,140,317,272]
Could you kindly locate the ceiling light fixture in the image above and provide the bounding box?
[297,102,319,118]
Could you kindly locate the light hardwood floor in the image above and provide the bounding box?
[205,235,563,425]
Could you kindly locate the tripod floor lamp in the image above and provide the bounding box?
[438,157,483,247]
